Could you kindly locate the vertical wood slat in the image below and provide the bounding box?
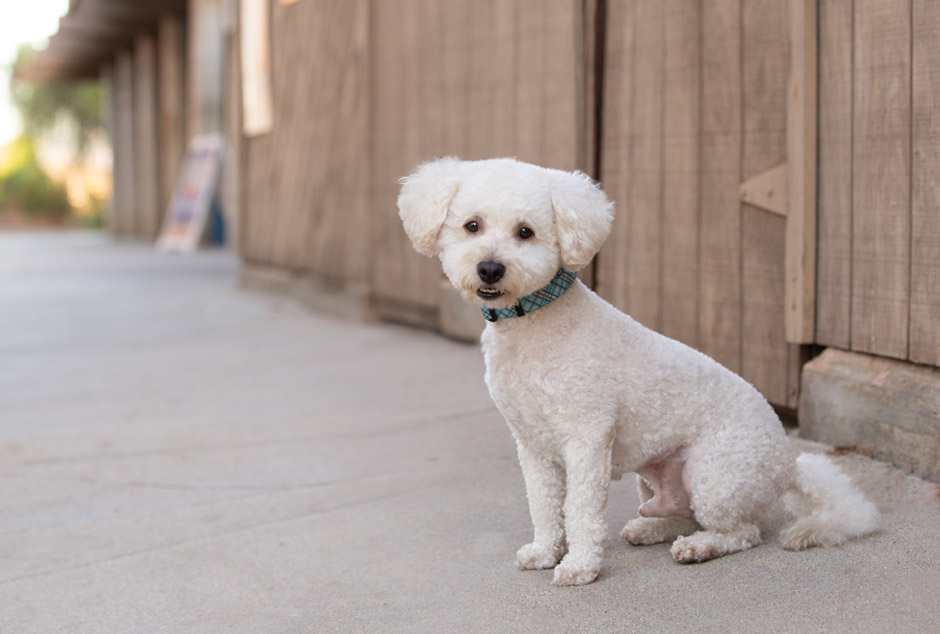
[241,0,369,283]
[626,0,664,331]
[301,0,370,282]
[851,0,911,358]
[469,0,515,161]
[158,16,186,226]
[134,35,160,239]
[100,62,117,232]
[741,0,790,404]
[371,0,437,311]
[815,0,854,349]
[222,13,242,252]
[785,0,818,343]
[597,0,634,312]
[113,49,136,237]
[599,0,797,403]
[698,0,742,373]
[910,0,940,365]
[370,1,587,314]
[659,0,701,348]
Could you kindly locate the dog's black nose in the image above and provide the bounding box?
[477,260,506,284]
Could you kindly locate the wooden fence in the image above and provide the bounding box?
[240,0,809,407]
[817,0,940,367]
[102,0,938,409]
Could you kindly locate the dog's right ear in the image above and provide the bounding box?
[397,157,465,257]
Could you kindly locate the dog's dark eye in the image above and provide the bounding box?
[518,226,534,240]
[465,220,480,233]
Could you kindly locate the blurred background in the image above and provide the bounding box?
[4,0,939,480]
[0,0,108,229]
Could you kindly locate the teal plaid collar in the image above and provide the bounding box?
[482,269,577,322]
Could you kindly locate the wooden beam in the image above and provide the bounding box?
[740,162,788,217]
[785,0,817,343]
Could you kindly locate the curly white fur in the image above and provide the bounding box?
[398,157,880,587]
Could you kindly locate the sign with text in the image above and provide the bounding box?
[156,134,225,253]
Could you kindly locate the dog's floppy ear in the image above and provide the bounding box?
[549,170,615,271]
[397,157,466,257]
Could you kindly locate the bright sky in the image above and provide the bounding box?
[0,0,69,146]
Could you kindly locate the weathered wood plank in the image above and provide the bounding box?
[303,0,370,282]
[133,34,160,239]
[625,0,664,331]
[112,50,136,237]
[800,348,940,483]
[910,0,940,366]
[538,0,582,171]
[222,12,242,251]
[698,0,742,373]
[468,0,515,160]
[157,16,186,224]
[741,0,789,405]
[816,0,854,350]
[785,0,818,343]
[100,62,117,232]
[371,0,441,311]
[241,0,370,285]
[851,0,911,359]
[659,0,701,347]
[596,0,635,312]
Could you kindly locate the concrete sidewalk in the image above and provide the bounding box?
[1,231,938,634]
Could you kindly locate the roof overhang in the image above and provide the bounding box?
[15,0,187,82]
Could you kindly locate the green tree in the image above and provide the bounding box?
[0,135,70,217]
[10,44,103,153]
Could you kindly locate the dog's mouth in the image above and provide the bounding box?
[476,286,504,301]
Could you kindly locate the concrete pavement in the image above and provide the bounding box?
[1,231,938,633]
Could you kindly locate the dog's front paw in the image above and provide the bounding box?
[516,542,563,570]
[551,554,601,586]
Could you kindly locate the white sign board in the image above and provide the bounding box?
[240,0,274,136]
[156,134,225,252]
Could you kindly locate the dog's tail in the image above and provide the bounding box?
[780,452,880,550]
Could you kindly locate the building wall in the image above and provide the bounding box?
[101,0,940,409]
[368,0,592,322]
[597,0,801,406]
[817,0,940,368]
[111,49,136,237]
[239,0,370,282]
[133,34,161,239]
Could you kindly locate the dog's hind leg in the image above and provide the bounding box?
[621,477,698,545]
[670,524,762,564]
[669,447,768,564]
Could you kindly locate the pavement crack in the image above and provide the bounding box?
[0,488,413,587]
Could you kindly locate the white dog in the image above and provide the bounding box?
[397,157,879,586]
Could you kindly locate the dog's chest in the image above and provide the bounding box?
[481,329,583,443]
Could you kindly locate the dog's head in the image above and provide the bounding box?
[397,157,614,308]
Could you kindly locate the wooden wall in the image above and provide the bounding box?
[158,16,187,217]
[111,49,136,237]
[369,0,592,319]
[232,0,940,406]
[133,34,161,239]
[817,0,940,368]
[240,0,370,283]
[597,0,801,407]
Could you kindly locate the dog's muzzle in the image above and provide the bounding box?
[476,260,506,300]
[477,260,505,284]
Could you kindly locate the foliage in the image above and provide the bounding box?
[0,135,71,217]
[10,45,103,153]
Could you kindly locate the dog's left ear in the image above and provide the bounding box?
[397,157,466,257]
[549,170,615,271]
